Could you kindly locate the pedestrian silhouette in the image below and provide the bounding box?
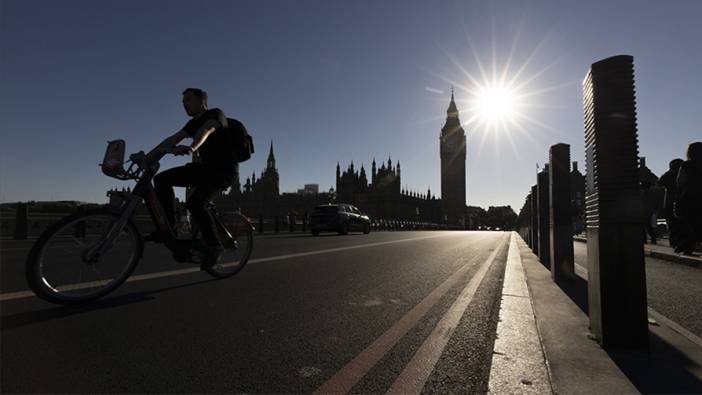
[640,180,658,244]
[675,142,702,254]
[658,158,684,247]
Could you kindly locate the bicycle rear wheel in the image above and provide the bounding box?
[25,208,143,305]
[202,213,254,278]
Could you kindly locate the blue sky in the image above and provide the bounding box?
[1,0,701,211]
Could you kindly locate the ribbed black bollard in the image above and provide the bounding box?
[274,216,280,233]
[549,143,575,281]
[289,214,294,232]
[537,165,551,267]
[583,55,647,349]
[526,193,533,248]
[302,214,307,232]
[530,185,539,255]
[13,202,28,240]
[259,215,264,233]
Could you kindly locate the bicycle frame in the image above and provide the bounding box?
[85,164,162,260]
[92,146,247,260]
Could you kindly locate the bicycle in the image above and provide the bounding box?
[25,139,254,305]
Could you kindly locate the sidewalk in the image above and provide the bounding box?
[517,235,702,393]
[574,235,702,268]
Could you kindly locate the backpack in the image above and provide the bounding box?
[227,117,254,163]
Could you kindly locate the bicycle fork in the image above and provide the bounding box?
[83,195,140,262]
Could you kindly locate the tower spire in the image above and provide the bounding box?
[267,140,276,169]
[447,87,458,118]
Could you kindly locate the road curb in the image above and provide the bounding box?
[488,233,552,394]
[517,235,638,394]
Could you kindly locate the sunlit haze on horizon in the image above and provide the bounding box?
[1,0,701,211]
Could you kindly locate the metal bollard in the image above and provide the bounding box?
[274,216,280,233]
[259,215,264,233]
[537,165,551,267]
[549,143,575,281]
[530,185,539,255]
[583,55,647,349]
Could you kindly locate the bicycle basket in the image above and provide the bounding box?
[101,140,126,178]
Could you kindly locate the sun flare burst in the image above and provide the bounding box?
[423,24,568,159]
[472,81,520,125]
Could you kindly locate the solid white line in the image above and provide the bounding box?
[0,233,460,303]
[0,290,34,302]
[385,235,506,394]
[313,235,506,395]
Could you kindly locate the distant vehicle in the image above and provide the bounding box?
[310,203,371,236]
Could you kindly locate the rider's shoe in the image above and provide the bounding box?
[200,243,225,271]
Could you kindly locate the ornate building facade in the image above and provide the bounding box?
[334,91,467,225]
[216,142,332,217]
[335,157,442,222]
[215,92,469,227]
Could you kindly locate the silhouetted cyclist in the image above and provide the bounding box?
[144,88,235,269]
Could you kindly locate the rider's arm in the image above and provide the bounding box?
[147,129,189,160]
[189,119,221,153]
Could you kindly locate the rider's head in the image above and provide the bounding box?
[182,88,208,117]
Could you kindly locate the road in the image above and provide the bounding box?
[1,231,510,393]
[573,242,702,340]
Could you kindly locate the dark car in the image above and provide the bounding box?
[310,203,371,236]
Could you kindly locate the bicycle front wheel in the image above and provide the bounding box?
[25,208,143,305]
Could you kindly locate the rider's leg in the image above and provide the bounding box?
[153,163,201,229]
[186,181,227,268]
[186,184,222,247]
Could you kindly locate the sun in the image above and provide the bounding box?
[473,81,520,125]
[424,24,564,158]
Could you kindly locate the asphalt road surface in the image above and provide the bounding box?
[573,242,702,340]
[1,231,510,393]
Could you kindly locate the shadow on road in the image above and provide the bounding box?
[555,276,589,315]
[1,278,218,331]
[607,332,702,393]
[536,258,589,315]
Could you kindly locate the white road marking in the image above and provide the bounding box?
[313,234,507,395]
[385,235,506,394]
[0,233,463,303]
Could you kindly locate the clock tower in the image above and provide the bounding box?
[440,88,467,226]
